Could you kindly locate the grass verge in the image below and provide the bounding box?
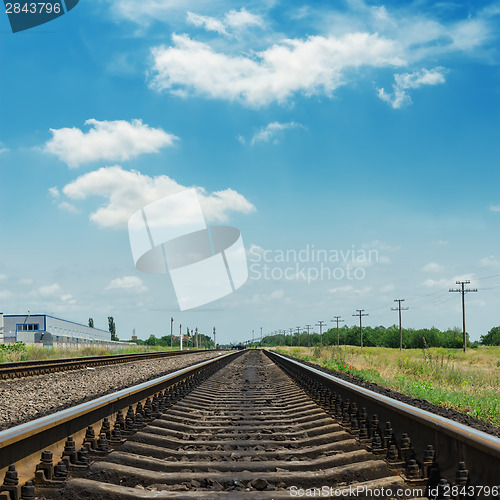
[273,345,500,426]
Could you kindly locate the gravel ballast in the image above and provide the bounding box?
[0,351,223,431]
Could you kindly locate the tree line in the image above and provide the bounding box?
[257,325,500,348]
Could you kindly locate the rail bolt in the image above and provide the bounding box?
[406,459,420,479]
[455,462,469,485]
[53,461,68,481]
[20,481,35,500]
[1,465,21,500]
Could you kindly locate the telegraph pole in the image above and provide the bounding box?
[449,280,477,352]
[305,324,312,347]
[316,321,326,346]
[170,317,174,348]
[391,299,408,351]
[289,328,293,346]
[331,316,344,347]
[213,327,216,348]
[296,327,301,346]
[352,310,368,348]
[195,327,199,349]
[179,323,182,351]
[252,329,254,347]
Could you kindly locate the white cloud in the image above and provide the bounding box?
[44,119,178,168]
[421,262,443,273]
[225,8,264,29]
[380,284,394,293]
[186,9,264,36]
[49,187,60,198]
[106,276,148,293]
[0,290,13,300]
[58,201,79,213]
[61,166,256,228]
[0,142,9,154]
[149,32,405,107]
[377,67,447,108]
[187,12,227,35]
[480,256,500,269]
[489,204,500,212]
[250,121,303,145]
[38,283,63,297]
[0,274,6,281]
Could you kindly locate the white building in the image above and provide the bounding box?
[1,313,111,345]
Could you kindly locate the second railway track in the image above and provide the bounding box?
[1,349,499,499]
[0,349,216,380]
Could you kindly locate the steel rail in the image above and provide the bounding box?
[0,350,240,470]
[0,349,218,380]
[267,350,500,490]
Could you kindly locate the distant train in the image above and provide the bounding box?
[231,344,247,350]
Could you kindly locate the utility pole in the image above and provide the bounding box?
[316,321,326,346]
[391,299,408,351]
[352,310,368,348]
[213,327,216,348]
[260,326,262,344]
[331,316,344,347]
[296,327,301,346]
[179,323,182,351]
[289,328,293,346]
[305,324,312,348]
[195,327,199,349]
[449,281,477,352]
[170,317,174,348]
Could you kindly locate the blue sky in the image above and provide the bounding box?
[1,0,500,343]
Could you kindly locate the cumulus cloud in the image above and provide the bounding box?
[187,8,263,35]
[377,67,447,108]
[421,262,443,273]
[58,201,79,213]
[250,121,303,145]
[106,276,148,293]
[44,119,178,168]
[149,32,405,107]
[479,256,500,269]
[59,166,256,228]
[489,204,500,212]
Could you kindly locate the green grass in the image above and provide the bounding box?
[0,342,180,363]
[275,345,500,426]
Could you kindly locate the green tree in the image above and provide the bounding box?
[88,317,94,328]
[108,316,118,341]
[480,326,500,346]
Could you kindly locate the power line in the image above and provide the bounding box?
[352,309,369,348]
[331,316,344,347]
[449,280,477,352]
[391,299,409,351]
[305,324,312,347]
[316,321,326,346]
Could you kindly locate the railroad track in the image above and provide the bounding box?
[0,349,216,380]
[1,349,499,499]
